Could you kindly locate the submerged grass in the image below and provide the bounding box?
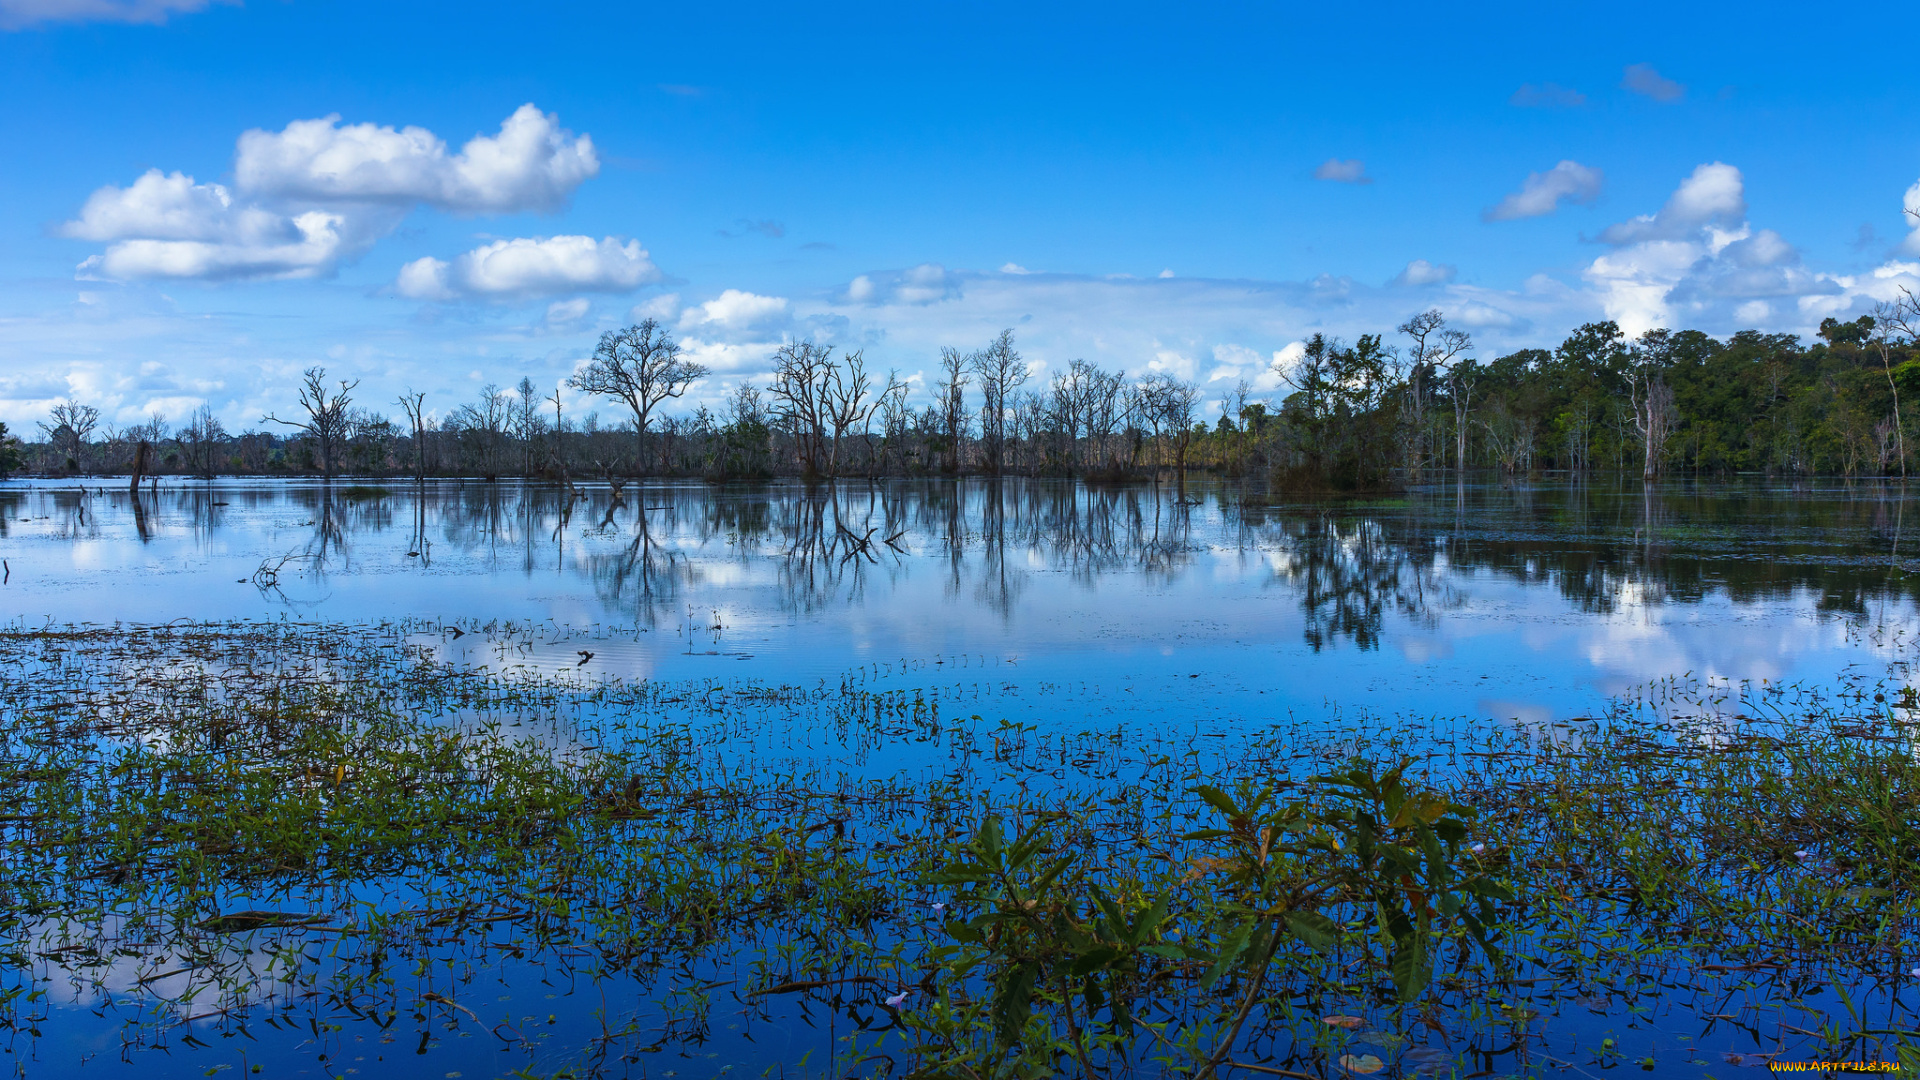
[0,622,1914,1077]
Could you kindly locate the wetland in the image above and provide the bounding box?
[0,477,1917,1079]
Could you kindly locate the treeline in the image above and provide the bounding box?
[9,302,1920,487]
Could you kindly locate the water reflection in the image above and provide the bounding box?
[4,478,1919,724]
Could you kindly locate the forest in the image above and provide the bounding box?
[6,301,1920,488]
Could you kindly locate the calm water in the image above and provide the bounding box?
[3,476,1917,1078]
[3,476,1917,731]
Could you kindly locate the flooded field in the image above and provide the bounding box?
[1,478,1917,1079]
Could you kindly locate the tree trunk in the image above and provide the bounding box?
[128,440,150,493]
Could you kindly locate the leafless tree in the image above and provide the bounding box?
[767,341,836,479]
[1398,310,1473,480]
[567,320,709,473]
[397,390,428,481]
[1627,331,1678,480]
[934,346,970,474]
[180,404,227,480]
[970,329,1028,475]
[1140,373,1200,488]
[1873,296,1920,480]
[454,384,510,478]
[818,350,905,478]
[40,399,100,472]
[264,367,358,480]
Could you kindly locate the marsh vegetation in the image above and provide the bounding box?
[0,621,1916,1077]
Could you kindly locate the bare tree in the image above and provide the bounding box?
[1873,297,1920,480]
[40,399,100,473]
[264,367,358,479]
[567,320,709,474]
[819,350,906,478]
[1627,331,1678,481]
[969,329,1028,475]
[397,390,428,481]
[766,341,836,479]
[1141,373,1200,489]
[1398,310,1473,480]
[181,404,227,480]
[935,346,971,474]
[454,384,510,478]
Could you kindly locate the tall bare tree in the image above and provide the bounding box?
[264,367,358,479]
[40,399,100,473]
[1397,309,1473,480]
[934,346,970,475]
[567,320,709,474]
[969,329,1027,476]
[1627,330,1678,481]
[1873,296,1920,480]
[396,390,428,481]
[766,340,836,479]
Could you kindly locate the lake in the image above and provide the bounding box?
[3,476,1916,732]
[1,476,1916,1079]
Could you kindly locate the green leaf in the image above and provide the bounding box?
[1285,911,1338,951]
[1192,785,1241,819]
[1199,920,1253,989]
[1070,946,1118,977]
[993,963,1035,1047]
[1390,932,1430,1002]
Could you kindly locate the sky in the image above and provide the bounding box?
[2,0,1918,434]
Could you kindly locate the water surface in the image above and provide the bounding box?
[4,476,1915,733]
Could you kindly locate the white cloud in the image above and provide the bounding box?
[235,104,597,214]
[62,168,378,280]
[844,263,958,306]
[62,105,598,283]
[1392,259,1457,286]
[1597,162,1745,246]
[631,293,680,322]
[396,235,659,301]
[1000,262,1033,275]
[545,298,590,326]
[0,0,220,29]
[1483,161,1603,222]
[679,289,789,332]
[1313,158,1371,184]
[1580,162,1849,335]
[1621,63,1685,102]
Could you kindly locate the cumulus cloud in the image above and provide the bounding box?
[1510,82,1585,108]
[1483,161,1603,222]
[678,289,790,332]
[1621,63,1684,102]
[395,236,658,301]
[1313,158,1371,184]
[1393,259,1457,287]
[0,0,220,28]
[62,105,598,283]
[1597,162,1744,245]
[1581,162,1844,334]
[64,170,372,279]
[235,104,597,213]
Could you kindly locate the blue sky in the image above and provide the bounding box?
[2,0,1917,433]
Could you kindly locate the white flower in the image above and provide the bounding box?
[885,992,908,1007]
[1469,843,1486,855]
[931,902,947,912]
